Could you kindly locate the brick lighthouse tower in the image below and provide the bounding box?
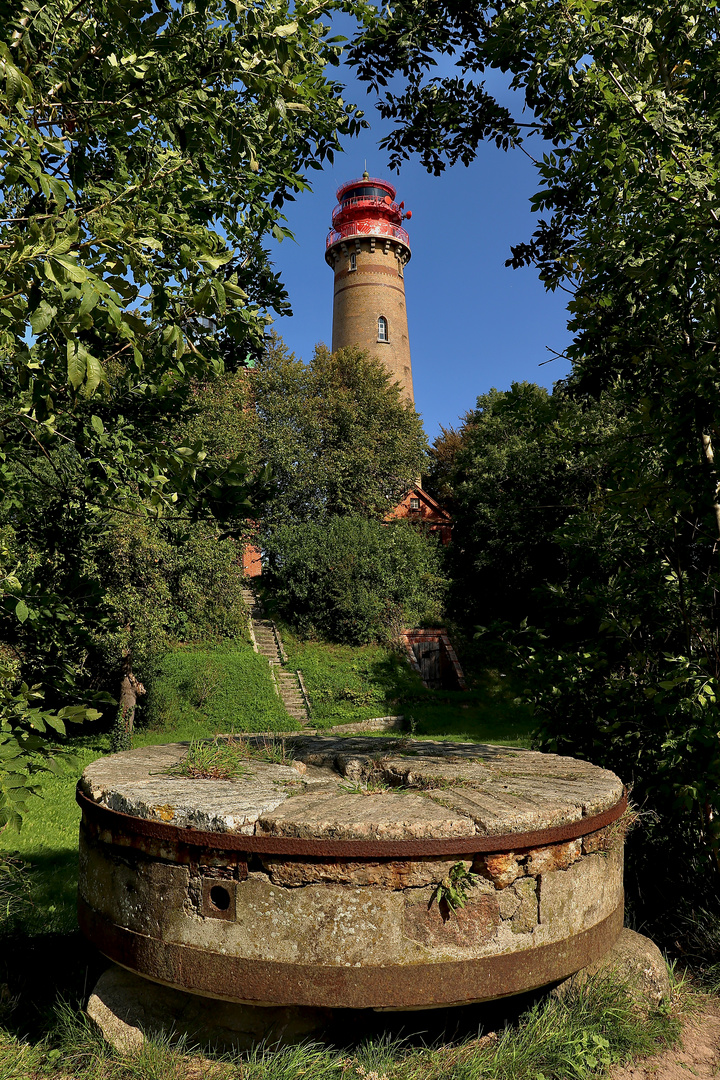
[325,172,414,402]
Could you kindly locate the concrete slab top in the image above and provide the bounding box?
[79,735,623,840]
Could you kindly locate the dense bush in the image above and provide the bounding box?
[441,379,720,949]
[263,516,448,644]
[426,382,623,632]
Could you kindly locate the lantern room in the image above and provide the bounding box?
[325,173,412,261]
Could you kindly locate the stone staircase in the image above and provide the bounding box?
[241,584,311,725]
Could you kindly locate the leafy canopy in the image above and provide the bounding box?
[0,0,366,830]
[349,1,720,911]
[253,338,428,525]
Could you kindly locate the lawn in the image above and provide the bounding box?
[281,625,535,745]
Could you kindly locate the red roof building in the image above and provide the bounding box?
[384,486,452,546]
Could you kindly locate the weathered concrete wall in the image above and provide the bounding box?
[78,736,626,1008]
[79,825,622,968]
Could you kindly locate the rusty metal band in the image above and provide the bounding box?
[76,786,627,859]
[78,897,624,1009]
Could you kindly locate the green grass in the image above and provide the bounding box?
[144,642,293,734]
[0,970,689,1080]
[281,626,534,746]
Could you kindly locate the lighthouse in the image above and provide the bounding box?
[325,172,414,402]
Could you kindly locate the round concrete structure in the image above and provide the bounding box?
[77,735,626,1011]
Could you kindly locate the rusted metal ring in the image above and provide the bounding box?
[76,786,627,858]
[78,897,624,1009]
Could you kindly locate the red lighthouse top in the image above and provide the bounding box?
[326,173,411,252]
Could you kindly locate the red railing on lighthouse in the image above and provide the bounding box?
[326,175,411,253]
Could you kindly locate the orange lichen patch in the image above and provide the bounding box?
[261,855,467,890]
[151,804,176,822]
[476,852,524,888]
[525,839,583,876]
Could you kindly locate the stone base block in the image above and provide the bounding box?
[87,965,331,1055]
[553,928,670,1013]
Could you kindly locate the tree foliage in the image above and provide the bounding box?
[263,515,447,645]
[432,382,623,630]
[348,1,720,913]
[253,338,428,525]
[0,0,364,828]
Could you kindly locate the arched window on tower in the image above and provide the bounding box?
[377,315,388,342]
[349,252,356,271]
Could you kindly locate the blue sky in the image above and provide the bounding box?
[268,56,573,442]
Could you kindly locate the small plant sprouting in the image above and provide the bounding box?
[432,861,482,917]
[341,754,396,795]
[165,734,294,780]
[165,736,250,780]
[340,777,393,795]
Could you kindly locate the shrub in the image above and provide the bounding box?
[86,517,250,680]
[263,516,448,645]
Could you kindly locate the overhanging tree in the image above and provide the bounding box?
[349,2,720,902]
[0,0,364,829]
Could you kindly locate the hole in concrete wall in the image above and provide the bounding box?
[210,884,231,911]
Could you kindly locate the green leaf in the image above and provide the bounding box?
[51,254,86,284]
[29,300,57,335]
[67,341,87,390]
[14,599,28,624]
[79,287,101,316]
[84,353,108,397]
[5,58,25,108]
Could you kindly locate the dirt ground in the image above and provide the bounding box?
[609,1000,720,1080]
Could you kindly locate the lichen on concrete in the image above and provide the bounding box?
[80,735,623,841]
[78,735,628,1005]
